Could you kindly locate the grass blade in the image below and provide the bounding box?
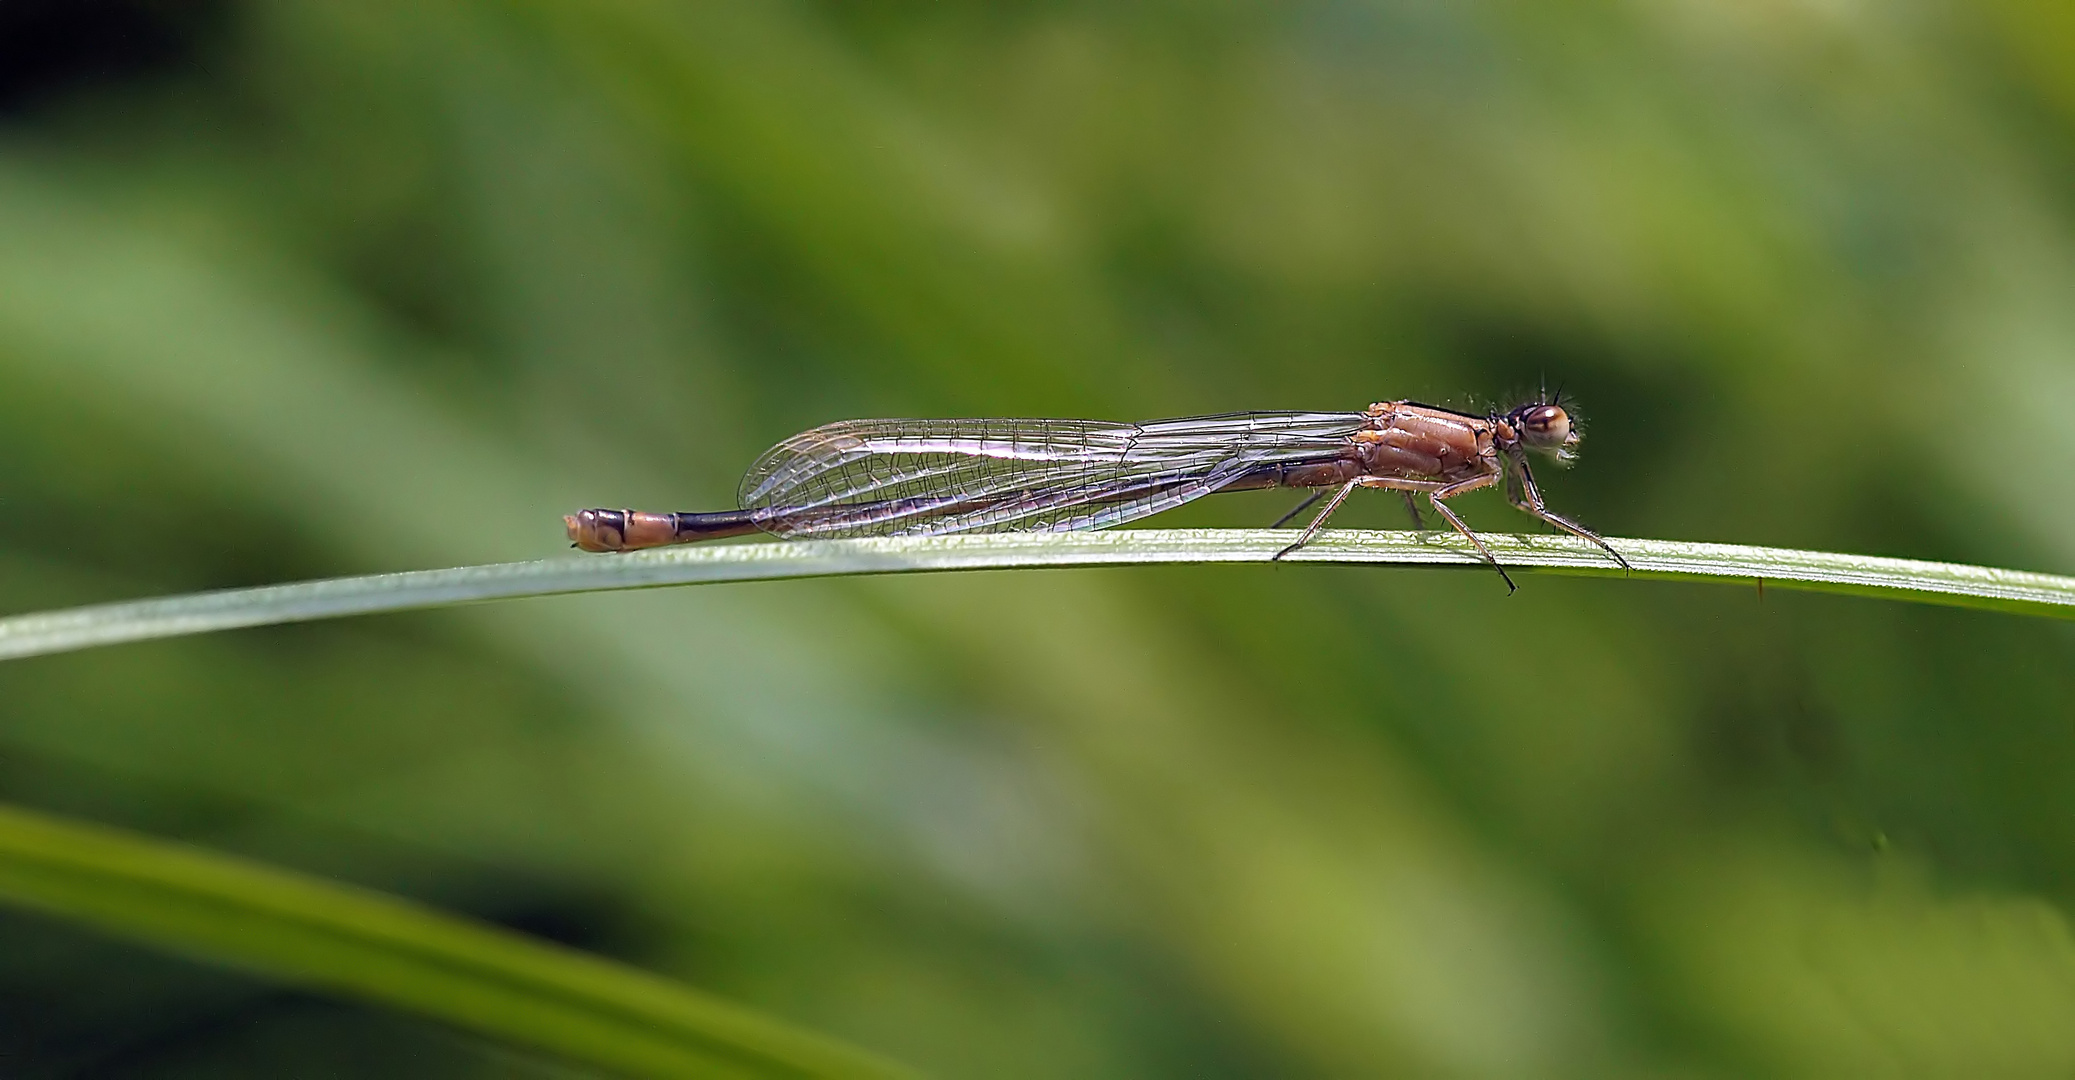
[0,530,2067,663]
[0,802,914,1079]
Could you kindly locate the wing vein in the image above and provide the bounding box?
[736,412,1368,538]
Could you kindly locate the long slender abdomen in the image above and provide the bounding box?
[1216,458,1364,492]
[564,508,764,552]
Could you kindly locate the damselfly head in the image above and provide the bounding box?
[1506,402,1580,461]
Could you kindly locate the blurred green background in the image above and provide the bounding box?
[2,0,2074,1075]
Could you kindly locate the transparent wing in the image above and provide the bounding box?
[737,412,1368,538]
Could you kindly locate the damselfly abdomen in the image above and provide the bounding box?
[565,398,1627,591]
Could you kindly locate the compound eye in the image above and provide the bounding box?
[1520,405,1571,448]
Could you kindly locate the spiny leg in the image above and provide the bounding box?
[1428,479,1516,593]
[1505,450,1629,571]
[1274,480,1359,560]
[1400,491,1425,531]
[1511,499,1629,572]
[1269,488,1328,530]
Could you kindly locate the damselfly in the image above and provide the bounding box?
[565,397,1628,590]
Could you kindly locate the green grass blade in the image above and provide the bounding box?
[0,530,2067,663]
[0,802,914,1079]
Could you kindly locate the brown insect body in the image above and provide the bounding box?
[1353,401,1494,485]
[565,396,1626,592]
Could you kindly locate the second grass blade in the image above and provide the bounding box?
[0,802,914,1079]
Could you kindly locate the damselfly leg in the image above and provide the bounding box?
[1505,450,1629,572]
[1420,475,1515,593]
[1272,488,1422,532]
[1273,481,1360,560]
[1269,489,1328,530]
[1274,472,1518,590]
[1401,491,1425,531]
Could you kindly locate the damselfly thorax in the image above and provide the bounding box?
[566,398,1627,591]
